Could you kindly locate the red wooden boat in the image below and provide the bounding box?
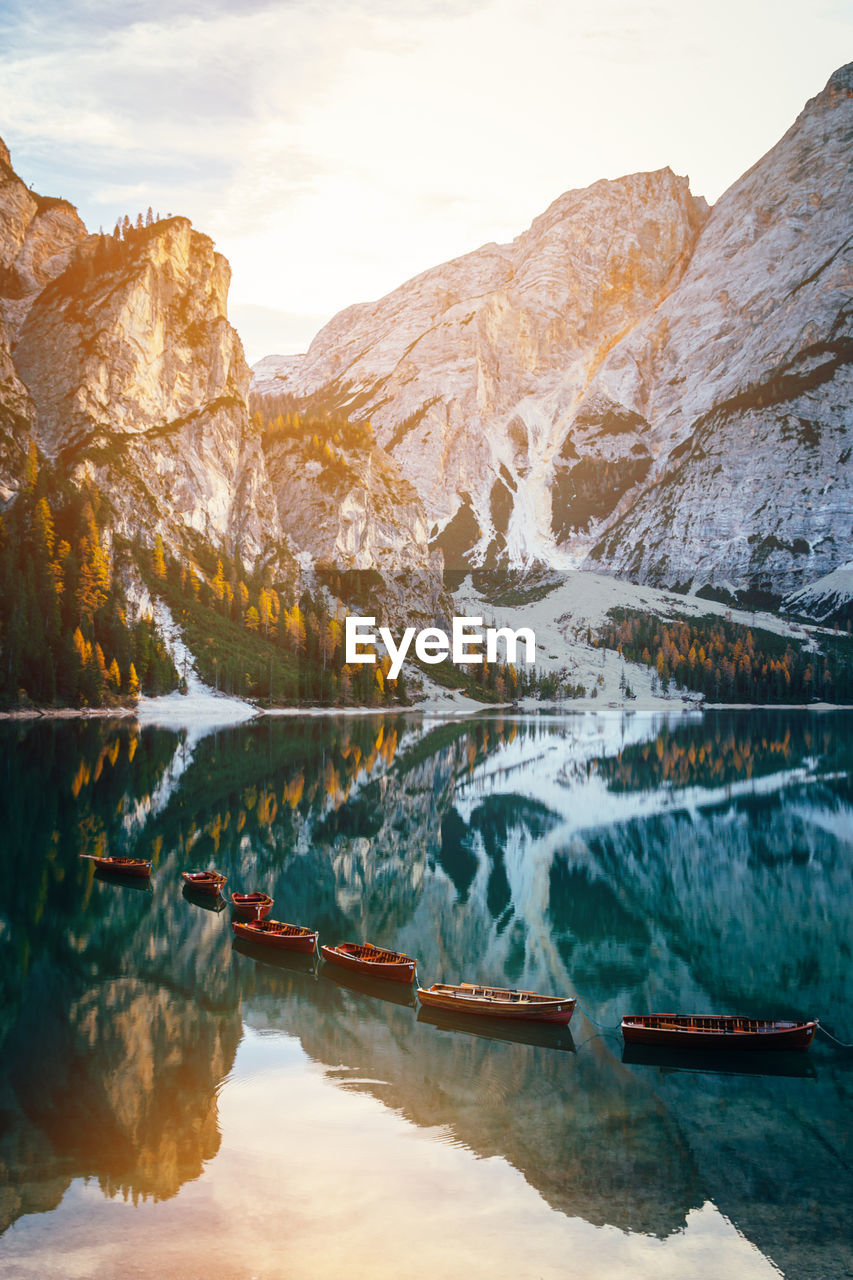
[320,942,417,985]
[182,869,226,897]
[81,854,151,878]
[232,918,318,953]
[231,891,274,920]
[621,1013,818,1051]
[418,982,576,1025]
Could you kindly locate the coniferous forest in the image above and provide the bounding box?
[598,607,853,703]
[2,437,851,713]
[0,451,176,708]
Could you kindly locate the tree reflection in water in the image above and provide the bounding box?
[0,710,850,1279]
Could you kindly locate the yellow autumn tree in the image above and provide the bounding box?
[23,440,39,492]
[34,497,56,558]
[258,589,271,634]
[212,559,226,604]
[152,533,167,578]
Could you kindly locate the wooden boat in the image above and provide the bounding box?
[182,869,226,897]
[319,942,417,985]
[231,891,274,920]
[232,918,318,953]
[417,982,576,1025]
[81,854,151,878]
[621,1013,818,1051]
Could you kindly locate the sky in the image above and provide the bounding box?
[0,0,850,363]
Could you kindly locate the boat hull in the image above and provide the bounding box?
[621,1015,817,1051]
[92,857,151,878]
[182,871,226,897]
[418,986,575,1024]
[232,921,318,953]
[320,943,416,985]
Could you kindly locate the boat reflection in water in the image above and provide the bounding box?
[94,865,153,893]
[232,935,319,977]
[182,882,228,912]
[622,1042,818,1080]
[417,1004,576,1053]
[318,957,419,1008]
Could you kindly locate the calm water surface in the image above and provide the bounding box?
[0,709,851,1279]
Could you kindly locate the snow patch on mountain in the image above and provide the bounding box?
[785,562,853,623]
[137,600,256,733]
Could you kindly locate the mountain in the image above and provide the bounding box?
[2,65,852,711]
[263,421,440,578]
[0,136,85,502]
[784,560,853,625]
[0,143,281,570]
[256,168,708,568]
[255,63,853,606]
[0,143,439,588]
[585,63,853,599]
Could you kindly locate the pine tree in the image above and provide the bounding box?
[212,558,226,604]
[23,441,39,492]
[152,534,167,579]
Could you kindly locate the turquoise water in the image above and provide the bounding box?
[0,709,850,1279]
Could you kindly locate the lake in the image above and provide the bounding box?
[0,708,851,1279]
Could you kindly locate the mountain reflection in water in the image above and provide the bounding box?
[0,709,850,1279]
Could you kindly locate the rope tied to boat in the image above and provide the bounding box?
[572,999,622,1033]
[817,1022,853,1048]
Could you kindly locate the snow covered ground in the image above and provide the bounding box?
[130,572,844,729]
[451,568,830,710]
[785,561,853,622]
[136,600,257,736]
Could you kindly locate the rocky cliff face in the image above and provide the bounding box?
[259,169,708,568]
[0,138,86,501]
[263,424,439,576]
[0,136,440,598]
[11,212,288,573]
[585,62,853,597]
[256,63,853,602]
[4,62,851,616]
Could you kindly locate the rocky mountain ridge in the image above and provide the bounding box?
[256,63,853,607]
[0,142,437,603]
[0,139,85,502]
[1,63,851,709]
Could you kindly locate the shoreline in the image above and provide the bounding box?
[1,699,852,723]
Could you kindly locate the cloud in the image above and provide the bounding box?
[1,0,850,358]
